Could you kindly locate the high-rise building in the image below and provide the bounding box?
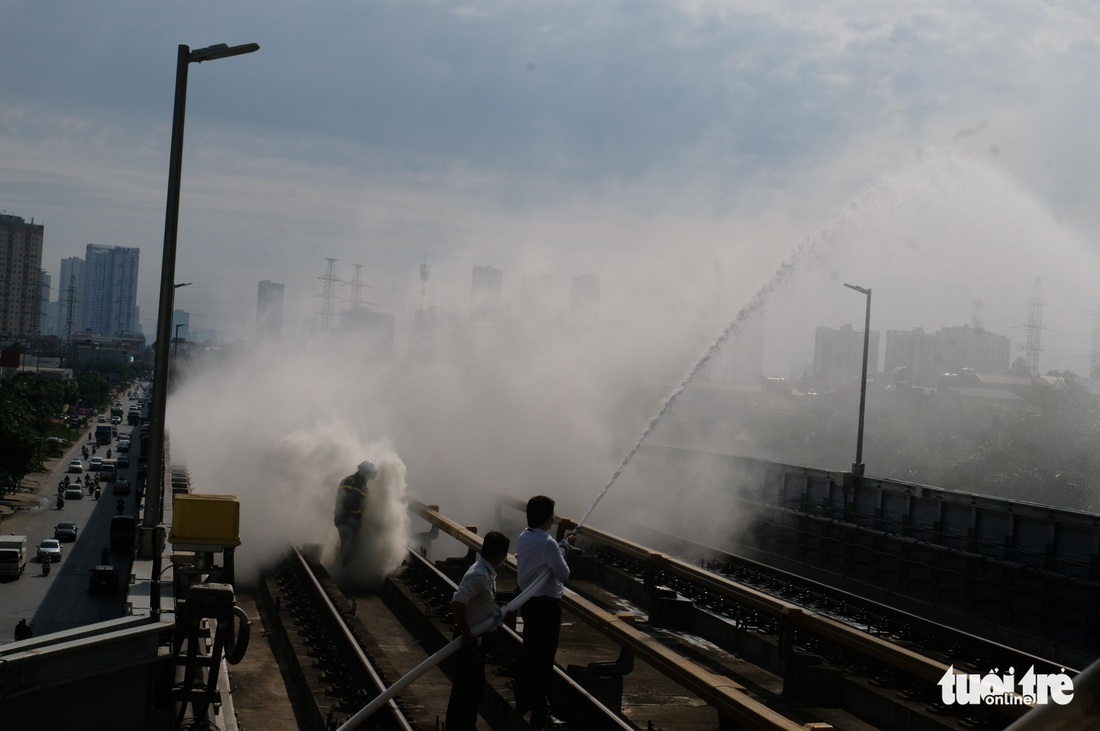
[814,324,880,378]
[80,244,140,337]
[189,327,225,345]
[934,324,1011,376]
[39,270,52,336]
[256,280,285,346]
[884,327,936,386]
[885,324,1011,386]
[0,214,45,338]
[41,300,60,338]
[339,305,395,354]
[172,310,190,341]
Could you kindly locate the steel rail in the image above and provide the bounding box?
[409,497,826,731]
[289,546,415,731]
[496,495,1036,720]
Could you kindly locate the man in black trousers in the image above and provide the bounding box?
[514,495,574,728]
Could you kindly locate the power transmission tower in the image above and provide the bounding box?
[349,264,367,307]
[319,258,339,339]
[1024,278,1044,377]
[63,274,79,364]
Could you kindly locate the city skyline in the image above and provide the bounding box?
[3,3,1100,376]
[11,233,1100,382]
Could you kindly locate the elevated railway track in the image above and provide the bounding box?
[252,491,1092,730]
[5,425,1097,729]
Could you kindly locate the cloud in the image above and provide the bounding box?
[6,0,1100,354]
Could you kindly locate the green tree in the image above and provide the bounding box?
[76,372,112,408]
[0,374,81,494]
[944,375,1100,510]
[746,375,1100,513]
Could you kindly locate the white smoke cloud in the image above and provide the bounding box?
[165,348,413,584]
[162,146,1100,578]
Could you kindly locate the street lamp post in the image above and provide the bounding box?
[843,283,872,477]
[144,42,259,616]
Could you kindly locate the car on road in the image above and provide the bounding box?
[117,439,131,453]
[111,416,121,425]
[67,459,83,473]
[54,522,78,541]
[113,478,131,495]
[116,454,130,469]
[89,565,119,594]
[37,539,62,562]
[64,486,84,500]
[89,456,103,471]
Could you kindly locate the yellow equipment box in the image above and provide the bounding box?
[170,494,241,547]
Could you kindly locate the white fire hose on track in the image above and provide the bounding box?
[335,564,556,730]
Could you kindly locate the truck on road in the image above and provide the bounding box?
[0,535,29,578]
[95,423,113,445]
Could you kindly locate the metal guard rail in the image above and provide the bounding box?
[408,497,829,731]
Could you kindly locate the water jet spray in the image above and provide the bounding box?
[336,229,832,728]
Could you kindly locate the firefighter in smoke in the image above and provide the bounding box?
[334,460,377,565]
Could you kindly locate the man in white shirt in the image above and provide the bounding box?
[514,495,574,727]
[446,530,510,731]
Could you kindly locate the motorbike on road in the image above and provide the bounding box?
[57,494,65,509]
[42,560,51,576]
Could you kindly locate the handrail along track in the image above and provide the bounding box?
[410,497,829,731]
[494,494,1056,722]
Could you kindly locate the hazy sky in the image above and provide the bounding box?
[5,1,1100,374]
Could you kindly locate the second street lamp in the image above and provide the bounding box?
[843,283,871,477]
[145,41,259,618]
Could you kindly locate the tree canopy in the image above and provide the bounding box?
[0,374,83,495]
[747,375,1100,513]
